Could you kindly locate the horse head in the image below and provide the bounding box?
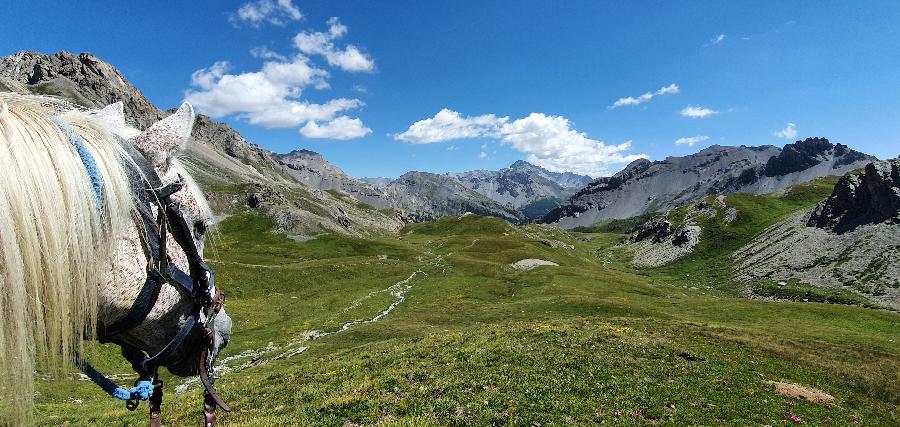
[94,102,232,378]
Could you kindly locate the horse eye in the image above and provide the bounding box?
[193,220,207,238]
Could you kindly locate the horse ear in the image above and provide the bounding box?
[130,102,195,169]
[94,102,140,139]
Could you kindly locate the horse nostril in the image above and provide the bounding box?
[193,220,207,238]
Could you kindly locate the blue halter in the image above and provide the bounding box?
[52,118,104,212]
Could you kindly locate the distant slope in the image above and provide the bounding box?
[382,172,527,224]
[274,150,394,209]
[546,140,876,229]
[446,161,591,218]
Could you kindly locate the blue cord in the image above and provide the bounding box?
[51,118,104,213]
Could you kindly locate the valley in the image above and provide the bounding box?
[2,50,897,426]
[34,188,900,425]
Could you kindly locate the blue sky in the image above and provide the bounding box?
[3,1,899,177]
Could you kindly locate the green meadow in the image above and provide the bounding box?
[34,181,899,426]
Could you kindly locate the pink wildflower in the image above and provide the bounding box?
[615,410,622,417]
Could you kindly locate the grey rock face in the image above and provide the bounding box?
[620,200,713,267]
[546,139,876,229]
[807,159,900,233]
[0,51,163,129]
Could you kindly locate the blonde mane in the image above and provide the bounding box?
[0,94,137,421]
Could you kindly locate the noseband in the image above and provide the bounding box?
[73,134,230,425]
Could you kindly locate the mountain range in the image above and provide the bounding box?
[0,51,881,235]
[544,140,876,228]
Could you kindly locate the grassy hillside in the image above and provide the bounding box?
[33,208,899,426]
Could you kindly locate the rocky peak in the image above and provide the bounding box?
[279,149,323,161]
[0,51,163,129]
[509,160,533,170]
[807,159,900,233]
[761,137,868,177]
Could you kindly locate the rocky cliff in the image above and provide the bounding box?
[0,51,163,129]
[545,139,876,229]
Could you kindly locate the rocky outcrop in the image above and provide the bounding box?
[545,140,876,229]
[623,217,702,268]
[734,162,900,308]
[807,159,900,233]
[0,51,163,129]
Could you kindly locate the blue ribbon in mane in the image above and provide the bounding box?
[52,118,104,212]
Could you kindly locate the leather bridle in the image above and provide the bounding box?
[76,138,230,426]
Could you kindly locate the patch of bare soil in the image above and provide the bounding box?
[768,381,835,404]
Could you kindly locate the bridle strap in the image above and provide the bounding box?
[101,270,164,339]
[139,315,199,372]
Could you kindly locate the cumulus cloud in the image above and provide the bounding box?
[395,109,646,177]
[232,0,302,27]
[185,18,374,140]
[293,17,375,72]
[680,105,718,118]
[394,109,508,144]
[185,57,361,128]
[773,122,798,139]
[609,84,680,108]
[300,116,372,140]
[674,135,710,146]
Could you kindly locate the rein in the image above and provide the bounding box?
[64,123,230,425]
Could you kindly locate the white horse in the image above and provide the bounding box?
[0,93,232,426]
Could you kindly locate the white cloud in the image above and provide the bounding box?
[680,105,718,119]
[710,34,726,45]
[498,113,645,176]
[773,122,798,139]
[675,135,710,146]
[394,109,508,144]
[185,17,374,140]
[190,61,231,90]
[232,0,303,27]
[293,17,375,72]
[395,110,646,177]
[609,84,680,108]
[300,116,372,140]
[185,57,363,128]
[479,151,488,159]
